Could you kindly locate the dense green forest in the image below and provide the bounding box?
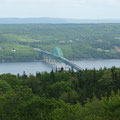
[0,24,120,62]
[0,67,120,119]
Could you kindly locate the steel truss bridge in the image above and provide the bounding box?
[33,47,81,71]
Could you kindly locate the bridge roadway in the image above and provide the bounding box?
[33,48,81,71]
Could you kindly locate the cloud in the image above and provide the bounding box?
[0,0,86,7]
[95,0,120,6]
[1,0,120,7]
[0,0,120,18]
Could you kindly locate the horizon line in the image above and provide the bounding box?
[0,17,120,20]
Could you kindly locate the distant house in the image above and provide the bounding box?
[11,48,16,52]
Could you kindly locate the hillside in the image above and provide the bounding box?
[0,18,120,24]
[0,24,120,62]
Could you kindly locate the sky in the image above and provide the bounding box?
[0,0,120,19]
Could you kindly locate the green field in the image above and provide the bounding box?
[0,24,120,62]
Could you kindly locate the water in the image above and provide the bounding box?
[0,59,120,75]
[0,62,52,75]
[73,59,120,70]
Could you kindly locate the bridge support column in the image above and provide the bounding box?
[49,58,56,67]
[65,64,72,71]
[57,63,64,71]
[43,55,57,68]
[51,59,56,67]
[43,55,50,63]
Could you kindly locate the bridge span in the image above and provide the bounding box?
[33,47,81,71]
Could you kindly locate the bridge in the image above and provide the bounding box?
[33,47,81,71]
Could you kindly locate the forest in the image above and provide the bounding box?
[0,67,120,120]
[1,24,120,62]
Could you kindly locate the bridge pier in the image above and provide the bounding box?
[57,63,65,70]
[50,59,56,67]
[43,55,74,71]
[43,55,56,68]
[65,64,72,71]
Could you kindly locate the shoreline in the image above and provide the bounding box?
[0,58,120,63]
[0,59,44,63]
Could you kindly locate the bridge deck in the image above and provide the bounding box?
[33,48,81,71]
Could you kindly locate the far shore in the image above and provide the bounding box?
[0,58,120,63]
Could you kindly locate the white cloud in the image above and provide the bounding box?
[0,0,120,18]
[0,0,86,6]
[95,0,120,6]
[1,0,120,7]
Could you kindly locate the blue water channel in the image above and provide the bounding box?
[0,59,120,75]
